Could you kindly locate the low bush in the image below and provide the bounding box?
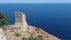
[14,32,21,37]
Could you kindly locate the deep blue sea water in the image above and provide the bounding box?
[0,3,71,40]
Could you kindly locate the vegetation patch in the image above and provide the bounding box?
[0,12,8,27]
[14,32,21,37]
[22,33,43,40]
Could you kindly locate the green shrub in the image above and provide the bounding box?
[37,35,43,40]
[14,32,21,37]
[22,37,28,40]
[0,12,8,27]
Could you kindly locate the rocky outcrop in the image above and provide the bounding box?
[28,25,60,40]
[2,12,60,40]
[0,29,6,40]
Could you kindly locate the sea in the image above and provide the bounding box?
[0,3,71,40]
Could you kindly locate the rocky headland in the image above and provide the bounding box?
[1,12,60,40]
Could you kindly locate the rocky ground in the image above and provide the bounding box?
[2,25,60,40]
[0,12,61,40]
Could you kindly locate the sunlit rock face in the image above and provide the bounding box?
[0,29,7,40]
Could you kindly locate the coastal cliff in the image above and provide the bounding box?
[2,12,60,40]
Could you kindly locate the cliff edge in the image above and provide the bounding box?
[2,12,60,40]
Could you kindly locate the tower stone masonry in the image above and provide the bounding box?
[15,12,28,30]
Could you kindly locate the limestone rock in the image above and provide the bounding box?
[2,12,60,40]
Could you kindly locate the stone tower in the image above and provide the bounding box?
[15,12,28,30]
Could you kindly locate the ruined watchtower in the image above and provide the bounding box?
[15,12,28,30]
